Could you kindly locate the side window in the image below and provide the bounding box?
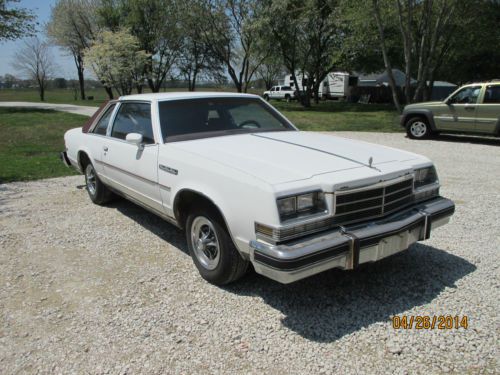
[111,102,154,144]
[484,86,500,104]
[450,86,481,104]
[93,104,116,135]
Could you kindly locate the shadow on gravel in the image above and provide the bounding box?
[102,197,476,343]
[225,244,476,343]
[108,198,188,255]
[427,134,500,146]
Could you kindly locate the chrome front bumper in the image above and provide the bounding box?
[249,197,455,284]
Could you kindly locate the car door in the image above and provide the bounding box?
[475,84,500,134]
[437,85,481,132]
[102,101,163,212]
[86,103,117,177]
[269,86,277,99]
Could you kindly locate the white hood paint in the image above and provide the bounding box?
[171,131,424,185]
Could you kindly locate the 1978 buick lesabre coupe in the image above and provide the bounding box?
[61,93,455,285]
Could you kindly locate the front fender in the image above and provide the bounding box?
[401,109,437,131]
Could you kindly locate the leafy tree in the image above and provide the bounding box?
[199,0,267,93]
[0,0,36,41]
[46,0,98,100]
[84,29,150,97]
[256,55,285,90]
[176,1,224,91]
[260,0,342,106]
[11,37,56,101]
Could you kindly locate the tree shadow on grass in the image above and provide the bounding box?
[0,107,59,115]
[275,102,396,113]
[102,195,475,343]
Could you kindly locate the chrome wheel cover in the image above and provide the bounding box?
[85,165,97,196]
[410,121,427,137]
[191,216,220,270]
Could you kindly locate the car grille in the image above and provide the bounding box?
[333,178,414,225]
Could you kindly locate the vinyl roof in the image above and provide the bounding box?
[119,91,261,101]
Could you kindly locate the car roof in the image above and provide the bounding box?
[119,92,261,102]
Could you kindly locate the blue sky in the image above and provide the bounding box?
[0,0,76,78]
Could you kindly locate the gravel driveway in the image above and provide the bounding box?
[0,101,98,116]
[0,132,498,374]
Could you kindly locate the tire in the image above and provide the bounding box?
[186,206,248,285]
[84,163,112,205]
[406,117,432,139]
[285,94,291,103]
[263,94,269,101]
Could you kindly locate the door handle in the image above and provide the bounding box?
[103,146,108,151]
[464,106,475,111]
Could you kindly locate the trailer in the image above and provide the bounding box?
[280,72,358,100]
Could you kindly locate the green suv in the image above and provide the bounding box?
[401,82,500,139]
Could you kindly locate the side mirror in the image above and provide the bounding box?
[126,133,144,150]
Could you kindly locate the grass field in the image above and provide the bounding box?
[0,107,86,183]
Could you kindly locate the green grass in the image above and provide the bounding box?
[273,100,401,132]
[0,107,87,183]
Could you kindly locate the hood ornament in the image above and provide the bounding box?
[368,157,373,168]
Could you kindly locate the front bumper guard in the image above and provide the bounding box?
[60,151,72,168]
[249,197,455,284]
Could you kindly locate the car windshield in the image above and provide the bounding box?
[158,97,295,142]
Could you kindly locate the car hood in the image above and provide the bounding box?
[170,131,424,185]
[405,101,443,109]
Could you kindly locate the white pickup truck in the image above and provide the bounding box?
[61,92,455,285]
[263,85,296,102]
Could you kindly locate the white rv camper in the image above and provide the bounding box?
[280,72,358,100]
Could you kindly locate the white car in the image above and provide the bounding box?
[61,92,455,285]
[263,85,296,102]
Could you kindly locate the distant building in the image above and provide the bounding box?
[355,69,457,101]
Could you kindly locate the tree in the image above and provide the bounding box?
[371,0,402,112]
[95,0,184,93]
[176,1,224,91]
[200,0,266,93]
[256,56,285,90]
[46,0,98,100]
[12,38,56,101]
[260,0,342,106]
[84,29,150,97]
[0,0,36,41]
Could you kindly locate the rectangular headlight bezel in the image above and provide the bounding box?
[277,190,327,222]
[414,166,439,190]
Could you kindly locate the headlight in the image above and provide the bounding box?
[414,166,440,201]
[277,191,326,221]
[414,166,438,189]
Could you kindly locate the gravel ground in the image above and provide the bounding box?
[0,132,498,374]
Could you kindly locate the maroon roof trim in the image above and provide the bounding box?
[82,100,116,133]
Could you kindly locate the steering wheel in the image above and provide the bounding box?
[238,120,261,129]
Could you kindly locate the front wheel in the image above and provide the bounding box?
[84,163,112,205]
[263,94,269,101]
[406,117,431,139]
[186,207,248,285]
[285,94,291,103]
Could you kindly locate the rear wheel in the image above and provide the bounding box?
[406,117,431,139]
[84,163,112,205]
[186,207,248,285]
[285,94,291,103]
